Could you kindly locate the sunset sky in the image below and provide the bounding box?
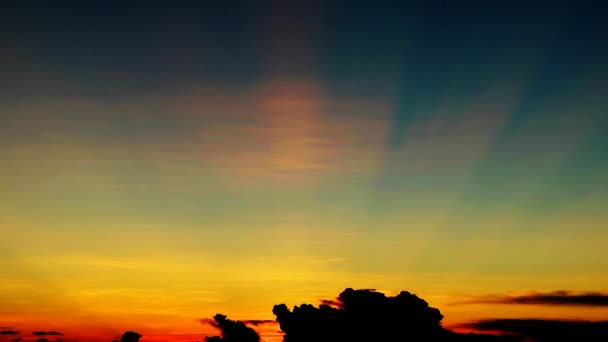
[1,1,608,341]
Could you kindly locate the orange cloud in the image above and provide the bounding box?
[192,80,391,183]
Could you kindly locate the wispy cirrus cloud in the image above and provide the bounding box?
[193,80,391,183]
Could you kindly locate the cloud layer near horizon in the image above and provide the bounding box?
[462,319,608,341]
[455,291,608,307]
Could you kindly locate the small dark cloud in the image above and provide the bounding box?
[120,331,142,342]
[0,330,19,335]
[35,339,49,342]
[457,291,608,307]
[241,320,275,326]
[32,331,63,336]
[463,318,608,341]
[11,338,23,342]
[201,314,260,342]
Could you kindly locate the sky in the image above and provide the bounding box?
[1,1,608,341]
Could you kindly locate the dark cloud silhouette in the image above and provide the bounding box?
[35,339,48,342]
[273,288,444,342]
[32,332,62,336]
[463,318,608,341]
[11,338,22,342]
[458,291,608,307]
[201,314,260,342]
[272,288,519,342]
[0,331,18,335]
[120,331,142,342]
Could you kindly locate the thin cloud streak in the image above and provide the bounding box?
[32,331,63,336]
[240,320,276,327]
[452,291,608,307]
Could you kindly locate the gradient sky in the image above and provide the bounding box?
[2,1,608,341]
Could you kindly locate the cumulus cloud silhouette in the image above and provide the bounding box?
[273,288,445,342]
[201,314,260,342]
[35,338,48,342]
[463,318,608,341]
[32,332,62,336]
[272,288,519,342]
[11,338,22,342]
[459,291,608,307]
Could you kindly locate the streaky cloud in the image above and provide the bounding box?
[241,320,276,326]
[454,290,608,307]
[0,330,19,334]
[32,331,63,336]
